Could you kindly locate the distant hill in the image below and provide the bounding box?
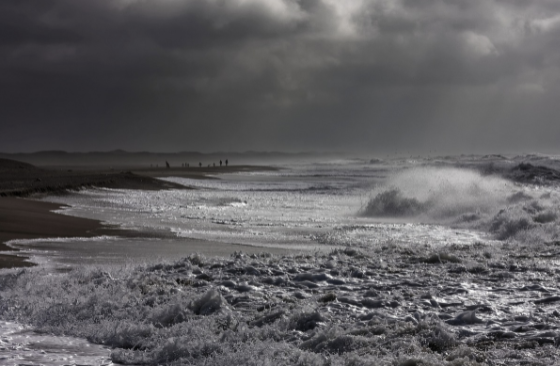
[0,158,38,171]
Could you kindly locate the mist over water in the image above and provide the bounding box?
[362,167,515,221]
[362,165,560,243]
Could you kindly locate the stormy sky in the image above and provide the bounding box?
[1,0,559,154]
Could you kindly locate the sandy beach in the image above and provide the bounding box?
[0,158,281,268]
[0,198,106,268]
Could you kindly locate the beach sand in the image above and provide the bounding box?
[0,198,105,268]
[0,158,282,269]
[0,158,188,197]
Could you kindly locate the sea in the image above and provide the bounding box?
[2,153,560,365]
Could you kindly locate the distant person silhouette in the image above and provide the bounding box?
[165,161,170,168]
[220,160,222,167]
[225,159,228,166]
[199,162,202,167]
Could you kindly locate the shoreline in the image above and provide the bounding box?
[0,157,278,198]
[0,198,107,269]
[0,159,281,269]
[1,197,292,269]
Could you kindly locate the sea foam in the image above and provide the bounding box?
[362,167,515,221]
[362,165,560,243]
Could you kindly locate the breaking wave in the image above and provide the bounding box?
[363,189,425,217]
[362,167,514,221]
[362,166,560,243]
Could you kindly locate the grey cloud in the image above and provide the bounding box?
[0,0,559,153]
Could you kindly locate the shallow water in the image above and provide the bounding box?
[6,236,296,270]
[19,159,502,267]
[0,321,116,366]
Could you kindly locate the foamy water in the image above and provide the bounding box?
[11,159,508,268]
[362,167,516,219]
[4,155,560,365]
[0,320,116,366]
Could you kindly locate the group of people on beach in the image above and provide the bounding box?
[153,160,230,168]
[179,159,228,168]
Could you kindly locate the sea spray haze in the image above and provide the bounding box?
[3,155,560,365]
[362,167,515,220]
[362,164,560,244]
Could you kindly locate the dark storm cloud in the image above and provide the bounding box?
[1,0,559,153]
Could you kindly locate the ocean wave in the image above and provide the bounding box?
[362,188,425,217]
[361,166,560,243]
[361,167,513,221]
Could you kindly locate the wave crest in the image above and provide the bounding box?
[362,188,425,217]
[361,167,514,221]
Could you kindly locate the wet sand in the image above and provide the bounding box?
[0,158,281,269]
[0,157,278,198]
[0,198,105,268]
[0,158,187,198]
